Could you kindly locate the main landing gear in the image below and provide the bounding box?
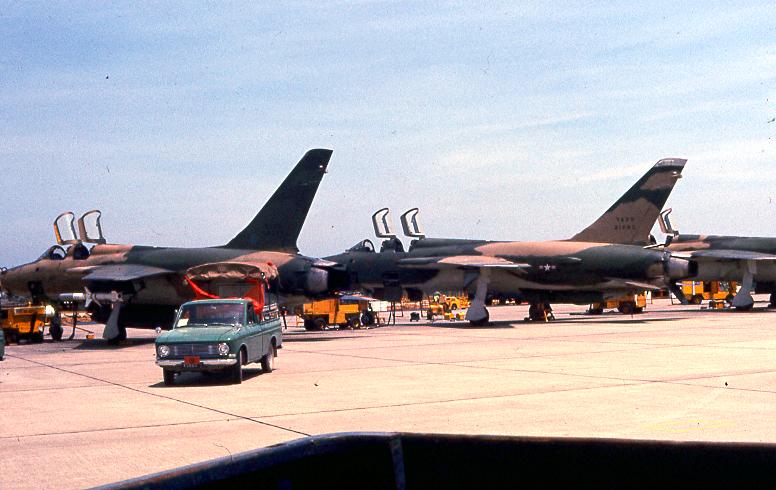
[526,302,554,322]
[465,270,491,326]
[731,261,756,311]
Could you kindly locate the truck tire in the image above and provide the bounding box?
[314,318,328,331]
[261,345,275,373]
[618,302,634,315]
[231,348,244,384]
[163,370,175,386]
[50,324,63,341]
[691,295,703,305]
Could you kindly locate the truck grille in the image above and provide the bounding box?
[169,343,219,358]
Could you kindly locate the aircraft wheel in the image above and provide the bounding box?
[231,349,244,384]
[469,310,489,327]
[50,323,63,341]
[261,345,276,373]
[163,370,175,386]
[528,303,542,321]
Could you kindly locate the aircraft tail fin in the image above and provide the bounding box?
[225,149,333,252]
[570,158,686,245]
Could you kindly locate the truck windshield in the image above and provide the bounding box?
[175,303,244,328]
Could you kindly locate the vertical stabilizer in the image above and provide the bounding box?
[570,158,686,245]
[225,149,333,252]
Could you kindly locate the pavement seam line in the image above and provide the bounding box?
[7,353,311,438]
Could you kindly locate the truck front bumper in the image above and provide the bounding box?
[156,358,237,370]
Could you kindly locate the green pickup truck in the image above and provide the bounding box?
[155,299,282,385]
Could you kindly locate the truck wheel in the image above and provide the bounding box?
[691,295,703,305]
[31,331,44,343]
[347,316,360,329]
[361,311,375,326]
[618,302,634,315]
[163,370,175,386]
[314,318,328,331]
[727,294,736,305]
[50,324,63,341]
[231,349,244,384]
[261,345,276,373]
[588,307,603,315]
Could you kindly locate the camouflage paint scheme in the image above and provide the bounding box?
[328,158,689,323]
[0,149,346,339]
[667,234,776,308]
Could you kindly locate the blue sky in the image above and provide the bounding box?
[1,2,775,266]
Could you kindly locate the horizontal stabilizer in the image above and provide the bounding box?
[671,249,776,262]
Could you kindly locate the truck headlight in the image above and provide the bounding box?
[218,343,230,356]
[158,345,170,358]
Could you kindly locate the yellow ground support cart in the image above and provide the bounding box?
[588,293,647,315]
[1,304,50,343]
[298,296,376,330]
[681,281,737,305]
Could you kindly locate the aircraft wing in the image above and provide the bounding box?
[601,278,663,291]
[82,264,174,282]
[398,255,532,270]
[672,250,776,262]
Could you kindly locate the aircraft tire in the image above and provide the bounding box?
[50,324,63,342]
[163,369,175,386]
[231,349,244,384]
[469,310,489,327]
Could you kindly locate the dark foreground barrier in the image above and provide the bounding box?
[102,432,776,489]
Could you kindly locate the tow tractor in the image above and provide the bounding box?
[681,281,737,308]
[588,293,647,315]
[0,303,51,343]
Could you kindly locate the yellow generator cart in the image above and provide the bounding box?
[299,296,375,330]
[1,305,49,343]
[681,281,737,305]
[589,293,647,315]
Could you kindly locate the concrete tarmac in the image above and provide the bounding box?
[2,298,776,488]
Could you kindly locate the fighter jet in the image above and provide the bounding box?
[327,158,692,324]
[658,209,776,310]
[0,149,347,341]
